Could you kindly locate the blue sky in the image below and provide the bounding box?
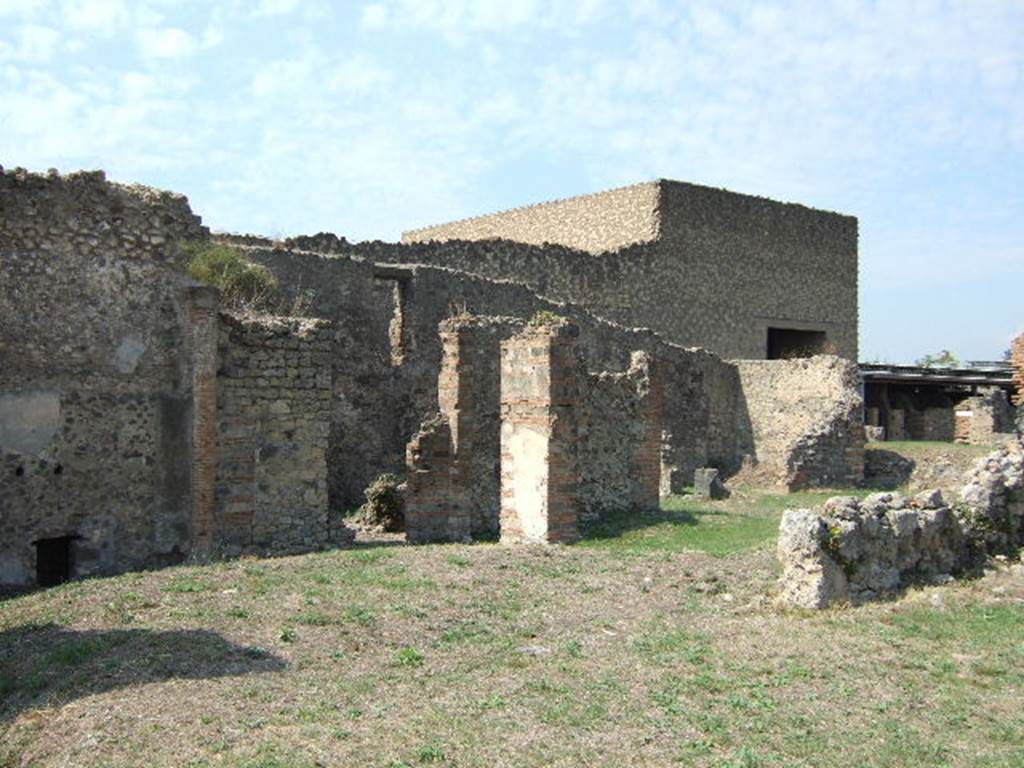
[2,0,1021,363]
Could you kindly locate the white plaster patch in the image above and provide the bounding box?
[116,334,148,373]
[0,391,61,456]
[506,424,549,543]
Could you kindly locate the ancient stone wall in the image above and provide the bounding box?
[237,243,743,506]
[402,181,661,254]
[954,389,1016,445]
[0,168,207,587]
[579,351,662,518]
[779,441,1024,609]
[215,314,334,556]
[734,357,865,490]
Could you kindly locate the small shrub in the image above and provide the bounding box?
[352,473,405,532]
[181,241,280,313]
[528,309,563,326]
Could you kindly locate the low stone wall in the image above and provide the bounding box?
[215,314,335,556]
[779,441,1024,609]
[734,357,864,489]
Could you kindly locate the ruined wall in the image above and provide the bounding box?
[402,181,661,254]
[734,356,865,490]
[237,243,742,506]
[1012,334,1024,407]
[779,441,1024,609]
[955,390,1016,445]
[436,316,525,537]
[0,168,208,586]
[579,352,662,518]
[215,315,334,556]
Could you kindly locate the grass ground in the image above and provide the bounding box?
[2,486,1022,768]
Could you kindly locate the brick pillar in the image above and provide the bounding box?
[1011,334,1024,407]
[628,351,663,510]
[405,415,462,543]
[437,318,520,537]
[187,286,219,560]
[500,321,581,544]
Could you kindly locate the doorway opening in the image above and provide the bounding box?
[35,535,74,587]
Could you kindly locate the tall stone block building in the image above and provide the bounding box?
[402,180,859,361]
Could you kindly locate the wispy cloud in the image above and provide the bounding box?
[0,0,1021,361]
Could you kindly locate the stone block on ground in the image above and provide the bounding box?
[694,468,729,500]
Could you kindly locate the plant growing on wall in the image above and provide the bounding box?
[180,241,281,312]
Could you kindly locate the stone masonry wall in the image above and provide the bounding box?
[579,351,662,518]
[734,357,864,490]
[0,168,207,587]
[402,181,661,254]
[954,390,1016,445]
[215,314,334,556]
[235,243,743,506]
[779,440,1024,609]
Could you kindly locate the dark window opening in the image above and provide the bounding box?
[767,328,828,359]
[35,536,74,587]
[15,466,24,477]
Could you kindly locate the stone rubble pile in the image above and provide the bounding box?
[778,440,1024,609]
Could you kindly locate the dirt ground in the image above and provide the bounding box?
[2,473,1022,767]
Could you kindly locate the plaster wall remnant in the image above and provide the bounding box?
[500,321,582,545]
[0,392,62,457]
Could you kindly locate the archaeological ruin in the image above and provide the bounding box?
[0,166,884,587]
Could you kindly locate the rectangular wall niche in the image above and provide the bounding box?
[767,327,828,359]
[34,535,74,587]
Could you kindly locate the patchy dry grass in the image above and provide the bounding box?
[2,489,1022,768]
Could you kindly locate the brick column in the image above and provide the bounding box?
[404,415,460,543]
[500,321,581,544]
[186,286,219,560]
[628,351,663,510]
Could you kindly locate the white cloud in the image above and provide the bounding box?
[253,0,299,17]
[360,3,387,28]
[0,0,49,17]
[61,0,132,35]
[136,27,196,59]
[0,24,60,62]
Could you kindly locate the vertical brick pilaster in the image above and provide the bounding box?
[186,286,220,560]
[628,351,663,510]
[1011,334,1024,407]
[500,321,581,545]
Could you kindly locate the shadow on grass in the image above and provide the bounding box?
[0,623,285,722]
[580,502,728,542]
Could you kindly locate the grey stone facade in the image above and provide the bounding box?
[399,179,858,361]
